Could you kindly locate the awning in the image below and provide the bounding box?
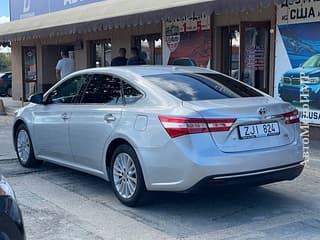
[0,0,283,42]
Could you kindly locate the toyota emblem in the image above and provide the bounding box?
[258,107,267,116]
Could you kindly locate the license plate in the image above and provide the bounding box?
[238,122,280,139]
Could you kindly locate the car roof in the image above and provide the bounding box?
[0,72,12,77]
[75,65,218,77]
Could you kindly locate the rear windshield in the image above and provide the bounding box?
[145,73,262,101]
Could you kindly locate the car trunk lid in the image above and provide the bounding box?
[183,97,298,153]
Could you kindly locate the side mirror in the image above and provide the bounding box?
[29,93,44,104]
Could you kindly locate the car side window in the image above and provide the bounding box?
[122,81,143,104]
[80,74,123,104]
[47,75,89,104]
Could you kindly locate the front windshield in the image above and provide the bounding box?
[302,55,320,68]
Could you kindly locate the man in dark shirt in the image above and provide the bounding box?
[127,47,146,65]
[111,48,128,66]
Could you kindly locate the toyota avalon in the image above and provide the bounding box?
[13,66,304,206]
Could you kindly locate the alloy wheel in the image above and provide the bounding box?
[113,153,137,199]
[17,129,30,164]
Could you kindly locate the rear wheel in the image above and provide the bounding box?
[110,144,147,207]
[15,124,42,168]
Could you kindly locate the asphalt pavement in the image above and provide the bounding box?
[1,97,320,240]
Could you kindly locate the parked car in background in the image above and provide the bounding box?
[0,72,12,97]
[278,54,320,109]
[13,66,304,206]
[171,57,197,66]
[0,175,25,240]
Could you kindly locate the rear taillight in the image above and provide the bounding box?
[159,116,236,138]
[283,109,299,124]
[206,119,236,132]
[0,78,3,84]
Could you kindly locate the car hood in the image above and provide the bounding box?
[283,67,320,77]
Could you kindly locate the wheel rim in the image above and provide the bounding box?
[17,129,30,163]
[113,153,137,199]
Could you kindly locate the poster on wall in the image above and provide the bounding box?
[275,1,320,124]
[163,14,211,68]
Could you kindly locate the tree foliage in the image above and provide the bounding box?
[0,53,12,72]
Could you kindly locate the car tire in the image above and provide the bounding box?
[110,144,148,207]
[15,124,42,168]
[6,87,12,97]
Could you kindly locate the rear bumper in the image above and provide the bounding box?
[138,131,303,192]
[184,161,305,192]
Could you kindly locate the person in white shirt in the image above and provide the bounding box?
[56,50,75,81]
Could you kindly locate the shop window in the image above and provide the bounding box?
[132,34,162,65]
[92,40,112,67]
[22,47,37,101]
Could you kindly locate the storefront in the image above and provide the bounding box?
[0,0,282,101]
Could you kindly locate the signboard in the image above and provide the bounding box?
[275,1,320,124]
[163,14,211,68]
[10,0,106,20]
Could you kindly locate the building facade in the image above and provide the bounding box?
[1,0,280,103]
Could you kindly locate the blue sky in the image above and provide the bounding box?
[0,0,10,17]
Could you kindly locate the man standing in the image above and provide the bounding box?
[56,50,75,81]
[111,48,128,66]
[127,47,146,65]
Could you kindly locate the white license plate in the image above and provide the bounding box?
[239,122,280,139]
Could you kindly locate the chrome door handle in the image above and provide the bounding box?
[61,113,69,120]
[104,114,116,122]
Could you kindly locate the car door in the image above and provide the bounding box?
[32,74,89,164]
[68,73,123,172]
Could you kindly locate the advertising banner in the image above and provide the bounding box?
[162,15,211,68]
[10,0,105,20]
[275,1,320,124]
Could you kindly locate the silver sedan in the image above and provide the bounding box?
[13,66,304,206]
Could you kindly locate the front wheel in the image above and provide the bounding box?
[6,87,12,97]
[15,124,42,168]
[110,144,147,207]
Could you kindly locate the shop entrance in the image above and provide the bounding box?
[132,34,162,65]
[22,47,37,101]
[41,45,75,93]
[240,21,270,93]
[221,26,240,79]
[221,22,270,94]
[89,39,112,67]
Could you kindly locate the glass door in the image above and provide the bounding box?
[132,34,162,65]
[240,22,270,93]
[22,47,37,101]
[221,26,240,79]
[91,40,112,67]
